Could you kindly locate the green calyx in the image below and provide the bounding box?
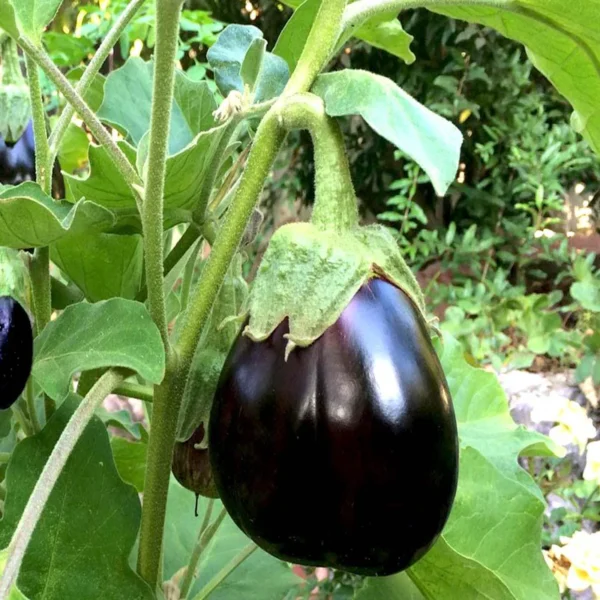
[244,222,427,354]
[0,37,30,142]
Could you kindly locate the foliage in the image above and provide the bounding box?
[0,0,598,599]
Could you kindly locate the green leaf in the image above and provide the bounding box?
[341,10,415,64]
[571,280,600,312]
[51,232,144,302]
[273,0,321,71]
[0,0,19,39]
[355,572,424,600]
[0,396,153,599]
[57,123,90,174]
[207,24,290,102]
[0,182,115,249]
[111,437,147,493]
[8,0,62,42]
[163,479,301,599]
[32,299,165,400]
[312,70,462,196]
[241,37,267,93]
[64,128,229,231]
[431,1,600,155]
[97,58,217,155]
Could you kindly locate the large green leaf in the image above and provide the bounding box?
[207,24,290,102]
[357,337,560,600]
[0,396,153,599]
[64,127,229,231]
[7,0,61,42]
[111,437,147,493]
[51,232,144,302]
[0,183,114,249]
[32,299,165,400]
[430,1,600,155]
[163,479,301,599]
[312,70,462,196]
[97,58,218,155]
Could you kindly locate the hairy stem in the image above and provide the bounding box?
[48,0,148,161]
[113,381,155,403]
[192,544,258,600]
[0,369,127,597]
[279,93,357,232]
[140,0,184,348]
[18,37,143,199]
[284,0,348,95]
[25,55,53,337]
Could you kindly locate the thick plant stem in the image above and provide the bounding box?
[280,94,357,232]
[18,37,143,198]
[284,0,348,95]
[141,0,184,348]
[192,544,258,600]
[0,369,127,597]
[137,351,183,587]
[48,0,148,161]
[25,55,53,337]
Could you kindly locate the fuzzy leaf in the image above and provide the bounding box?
[431,1,600,155]
[0,396,153,599]
[32,299,165,400]
[207,24,289,102]
[0,182,114,248]
[8,0,62,42]
[312,70,462,196]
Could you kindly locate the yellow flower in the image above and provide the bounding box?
[531,396,595,453]
[557,531,600,597]
[584,441,600,485]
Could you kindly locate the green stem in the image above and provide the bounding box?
[11,404,33,437]
[25,54,53,339]
[48,0,148,162]
[137,350,182,587]
[114,381,155,403]
[279,93,357,232]
[284,0,348,96]
[0,369,127,597]
[18,36,143,200]
[141,0,184,348]
[25,379,41,433]
[192,544,258,600]
[180,505,227,599]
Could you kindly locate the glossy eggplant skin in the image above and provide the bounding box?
[0,296,33,410]
[209,278,459,576]
[0,121,36,185]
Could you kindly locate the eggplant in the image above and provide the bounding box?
[0,296,34,410]
[209,278,458,576]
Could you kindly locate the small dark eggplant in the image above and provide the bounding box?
[0,296,33,410]
[172,423,219,515]
[209,278,458,576]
